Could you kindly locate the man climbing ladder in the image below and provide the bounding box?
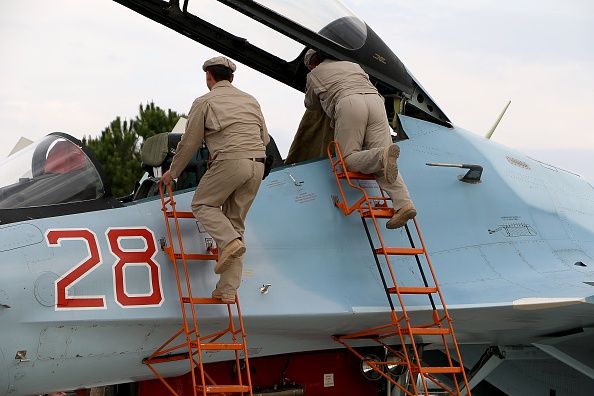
[303,49,416,229]
[144,182,254,395]
[149,55,266,395]
[162,56,269,303]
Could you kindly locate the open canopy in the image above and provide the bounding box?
[114,0,451,126]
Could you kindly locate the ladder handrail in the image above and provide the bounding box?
[159,181,206,396]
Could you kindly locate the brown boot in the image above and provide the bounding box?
[386,204,417,229]
[214,239,245,274]
[383,144,400,183]
[211,289,236,304]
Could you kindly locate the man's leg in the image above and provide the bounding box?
[222,159,264,237]
[350,95,416,228]
[361,94,399,182]
[377,166,416,229]
[213,159,263,275]
[377,173,414,210]
[337,94,398,181]
[363,94,393,149]
[213,159,264,298]
[344,148,385,174]
[334,95,368,162]
[212,257,243,303]
[363,94,416,227]
[192,159,251,254]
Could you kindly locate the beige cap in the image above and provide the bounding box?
[202,56,237,72]
[303,49,317,66]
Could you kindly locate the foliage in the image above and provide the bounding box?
[83,102,184,197]
[134,102,183,140]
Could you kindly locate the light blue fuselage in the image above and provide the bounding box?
[2,116,594,395]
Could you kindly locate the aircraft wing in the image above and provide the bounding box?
[441,297,594,394]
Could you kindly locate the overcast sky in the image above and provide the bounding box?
[1,0,593,180]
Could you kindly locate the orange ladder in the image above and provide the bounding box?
[327,141,470,396]
[143,182,253,396]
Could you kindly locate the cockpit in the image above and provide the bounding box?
[0,133,120,223]
[0,130,282,224]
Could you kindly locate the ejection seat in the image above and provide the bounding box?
[133,132,209,201]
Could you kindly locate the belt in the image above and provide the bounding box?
[250,157,266,163]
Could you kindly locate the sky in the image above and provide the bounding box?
[0,0,593,180]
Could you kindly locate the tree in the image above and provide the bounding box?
[83,102,184,197]
[134,102,182,140]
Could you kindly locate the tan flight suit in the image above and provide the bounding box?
[284,108,334,165]
[305,59,413,210]
[169,80,269,297]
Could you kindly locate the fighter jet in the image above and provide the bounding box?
[1,1,594,395]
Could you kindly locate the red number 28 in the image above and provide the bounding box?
[46,227,163,310]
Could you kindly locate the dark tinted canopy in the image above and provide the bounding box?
[0,133,121,225]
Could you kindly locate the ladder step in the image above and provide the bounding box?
[375,247,424,255]
[165,211,195,218]
[361,208,394,219]
[402,327,451,335]
[182,297,234,305]
[337,171,376,180]
[191,342,244,351]
[388,286,438,295]
[418,366,464,374]
[196,385,250,393]
[173,253,218,261]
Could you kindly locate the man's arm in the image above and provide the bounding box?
[304,75,322,111]
[168,100,206,179]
